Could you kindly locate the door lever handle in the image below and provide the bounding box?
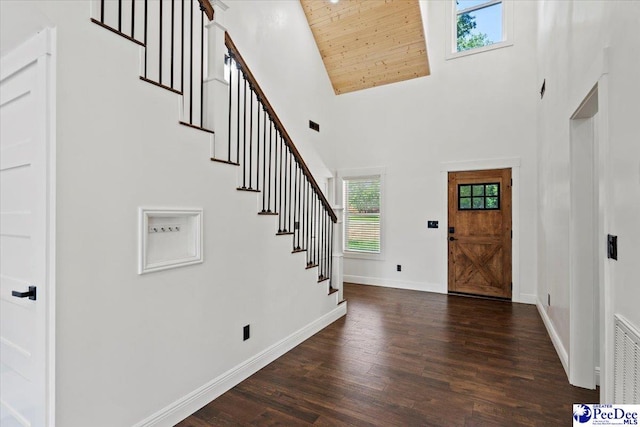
[449,237,457,241]
[12,286,36,301]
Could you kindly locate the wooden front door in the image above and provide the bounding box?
[448,169,512,299]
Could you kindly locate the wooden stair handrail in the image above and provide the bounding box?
[225,32,337,223]
[197,0,215,21]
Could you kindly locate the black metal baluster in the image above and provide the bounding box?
[159,0,163,84]
[288,152,293,233]
[313,190,318,266]
[296,165,301,250]
[292,161,298,248]
[241,79,247,188]
[262,107,267,211]
[236,65,240,164]
[181,0,184,92]
[305,180,311,266]
[101,0,105,23]
[118,0,122,32]
[189,0,193,123]
[278,135,284,231]
[282,147,288,232]
[248,89,253,189]
[170,0,174,87]
[144,0,148,77]
[227,54,232,162]
[320,207,325,279]
[200,9,204,127]
[267,119,273,212]
[256,98,264,191]
[131,0,135,38]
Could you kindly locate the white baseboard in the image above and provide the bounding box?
[536,300,569,378]
[517,293,537,305]
[345,276,536,305]
[344,275,445,294]
[134,303,348,427]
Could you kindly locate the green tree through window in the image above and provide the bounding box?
[345,178,381,253]
[456,1,495,52]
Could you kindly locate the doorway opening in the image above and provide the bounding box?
[569,84,600,390]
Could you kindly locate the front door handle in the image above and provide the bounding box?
[12,286,36,301]
[449,237,457,241]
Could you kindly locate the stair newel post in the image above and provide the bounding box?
[202,0,229,153]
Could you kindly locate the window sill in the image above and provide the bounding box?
[446,40,513,60]
[344,251,384,261]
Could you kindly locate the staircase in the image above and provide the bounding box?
[91,0,340,295]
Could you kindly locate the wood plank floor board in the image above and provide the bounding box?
[181,283,598,426]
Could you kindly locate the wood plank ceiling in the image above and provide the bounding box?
[300,0,430,95]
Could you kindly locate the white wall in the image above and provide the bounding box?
[535,0,640,399]
[221,0,338,191]
[325,0,539,303]
[1,1,342,425]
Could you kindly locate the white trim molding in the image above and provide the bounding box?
[138,208,204,274]
[444,0,514,60]
[344,275,445,295]
[537,300,569,378]
[440,158,524,302]
[133,303,347,427]
[337,167,386,261]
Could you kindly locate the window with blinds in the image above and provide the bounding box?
[344,177,381,254]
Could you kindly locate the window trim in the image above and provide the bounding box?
[445,0,514,60]
[338,167,386,261]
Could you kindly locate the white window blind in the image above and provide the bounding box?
[344,177,381,254]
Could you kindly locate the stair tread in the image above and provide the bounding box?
[237,187,260,193]
[318,277,330,284]
[211,158,240,166]
[276,231,294,236]
[328,287,339,295]
[292,248,306,254]
[305,263,318,270]
[91,19,145,47]
[258,211,279,216]
[179,121,215,134]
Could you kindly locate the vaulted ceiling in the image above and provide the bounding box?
[300,0,430,95]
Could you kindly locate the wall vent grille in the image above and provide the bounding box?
[614,314,640,403]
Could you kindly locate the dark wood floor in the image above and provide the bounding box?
[177,283,598,426]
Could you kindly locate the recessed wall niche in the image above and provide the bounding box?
[138,208,203,274]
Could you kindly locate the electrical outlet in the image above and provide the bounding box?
[243,325,250,341]
[397,265,401,272]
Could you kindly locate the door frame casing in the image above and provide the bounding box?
[1,28,57,426]
[440,158,524,302]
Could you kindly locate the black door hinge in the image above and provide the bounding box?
[510,282,513,291]
[511,230,513,239]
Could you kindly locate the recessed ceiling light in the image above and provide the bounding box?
[330,0,339,4]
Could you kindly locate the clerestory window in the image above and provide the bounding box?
[446,0,513,59]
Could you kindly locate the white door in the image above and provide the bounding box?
[0,30,54,427]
